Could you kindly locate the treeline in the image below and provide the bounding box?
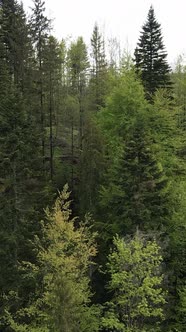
[0,1,186,331]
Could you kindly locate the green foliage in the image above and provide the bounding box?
[0,0,32,87]
[97,70,177,238]
[30,0,50,53]
[90,23,109,111]
[0,3,186,331]
[176,286,186,329]
[2,185,100,331]
[102,232,166,332]
[134,6,172,98]
[172,55,186,130]
[40,184,100,331]
[67,36,89,92]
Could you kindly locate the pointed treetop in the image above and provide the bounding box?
[134,5,171,98]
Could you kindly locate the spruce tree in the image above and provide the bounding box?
[0,0,33,89]
[97,69,177,238]
[42,35,62,180]
[90,23,108,111]
[134,6,172,98]
[29,0,50,163]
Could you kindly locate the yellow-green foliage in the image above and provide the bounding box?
[3,185,100,332]
[40,184,99,332]
[102,232,166,332]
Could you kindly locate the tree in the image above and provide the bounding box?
[30,0,50,163]
[67,36,89,151]
[102,232,166,332]
[134,5,171,98]
[0,69,51,332]
[0,4,52,327]
[100,124,172,235]
[174,286,186,331]
[172,55,186,129]
[42,35,62,180]
[2,185,100,332]
[66,37,89,194]
[40,185,100,332]
[0,0,32,88]
[97,69,175,238]
[90,23,109,111]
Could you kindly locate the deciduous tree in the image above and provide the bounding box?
[102,232,166,332]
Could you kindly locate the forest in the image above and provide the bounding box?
[0,0,186,331]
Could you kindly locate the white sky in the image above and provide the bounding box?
[22,0,186,65]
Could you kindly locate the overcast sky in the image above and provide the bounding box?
[22,0,186,65]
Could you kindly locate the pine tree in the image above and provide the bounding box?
[0,0,33,89]
[90,23,108,111]
[42,35,62,180]
[0,70,47,322]
[29,0,50,163]
[0,4,53,328]
[67,36,89,154]
[134,6,171,98]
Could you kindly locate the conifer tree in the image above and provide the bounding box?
[90,23,108,111]
[98,70,177,238]
[67,36,89,153]
[60,37,89,195]
[0,4,52,327]
[42,35,62,180]
[100,119,172,236]
[134,6,171,98]
[0,68,49,331]
[30,0,50,162]
[0,0,32,89]
[172,55,186,129]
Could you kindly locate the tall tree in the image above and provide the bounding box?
[30,0,50,163]
[172,55,186,129]
[67,36,89,151]
[42,35,62,180]
[0,0,33,89]
[134,6,171,98]
[97,69,179,238]
[90,23,108,111]
[0,67,48,331]
[0,4,53,328]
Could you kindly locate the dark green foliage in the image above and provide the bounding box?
[0,0,32,89]
[0,78,49,332]
[101,125,171,235]
[90,23,109,111]
[0,3,53,330]
[0,3,186,332]
[42,35,62,180]
[134,6,172,98]
[29,0,50,55]
[29,0,51,162]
